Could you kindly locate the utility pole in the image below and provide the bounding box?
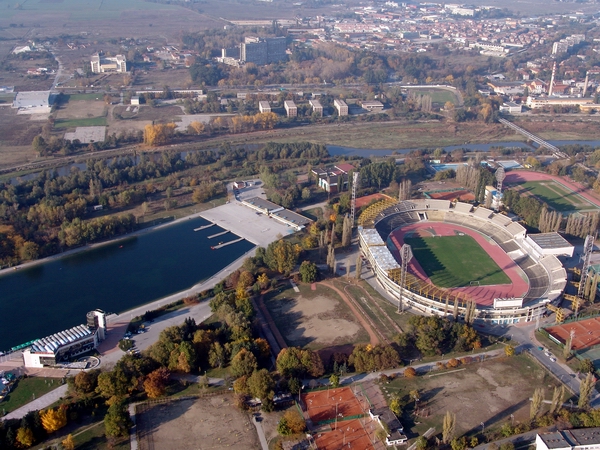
[398,243,413,313]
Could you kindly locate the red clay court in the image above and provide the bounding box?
[389,222,530,307]
[427,190,476,202]
[314,419,374,450]
[546,317,600,350]
[303,387,365,424]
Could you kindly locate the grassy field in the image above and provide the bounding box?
[381,354,560,444]
[408,88,458,105]
[519,180,597,212]
[54,117,107,129]
[1,377,62,414]
[67,94,105,102]
[405,235,511,288]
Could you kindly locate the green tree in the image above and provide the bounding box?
[299,260,318,283]
[230,348,258,378]
[579,358,594,374]
[579,373,595,409]
[504,344,515,357]
[71,369,100,397]
[104,398,133,438]
[389,396,402,416]
[530,388,544,420]
[247,369,275,401]
[265,240,298,274]
[329,373,340,388]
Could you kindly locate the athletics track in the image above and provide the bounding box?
[389,222,530,307]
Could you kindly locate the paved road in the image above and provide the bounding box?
[2,384,68,421]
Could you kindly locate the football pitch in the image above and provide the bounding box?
[404,235,511,288]
[519,181,597,212]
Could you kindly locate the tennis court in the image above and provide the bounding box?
[302,387,365,424]
[546,316,600,350]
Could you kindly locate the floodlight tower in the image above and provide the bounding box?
[495,166,506,195]
[398,243,413,313]
[578,234,596,299]
[350,172,359,227]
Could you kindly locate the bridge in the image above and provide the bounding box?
[498,118,568,159]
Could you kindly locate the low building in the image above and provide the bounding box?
[499,102,522,114]
[334,99,348,116]
[526,96,594,110]
[90,53,127,73]
[12,91,52,114]
[258,101,271,113]
[240,197,311,230]
[361,100,384,112]
[23,310,106,368]
[130,96,140,106]
[284,100,297,117]
[522,232,574,259]
[309,99,323,117]
[536,427,600,450]
[369,408,407,446]
[311,162,355,193]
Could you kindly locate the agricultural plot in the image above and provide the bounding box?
[406,88,459,106]
[405,235,511,288]
[518,180,597,212]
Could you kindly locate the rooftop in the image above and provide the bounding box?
[30,324,93,354]
[528,232,572,249]
[271,209,311,226]
[538,431,571,449]
[244,196,282,212]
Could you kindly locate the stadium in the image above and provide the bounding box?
[358,198,573,324]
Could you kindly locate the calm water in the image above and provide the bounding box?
[0,217,254,351]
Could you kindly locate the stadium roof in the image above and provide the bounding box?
[371,246,400,272]
[528,232,572,250]
[360,227,386,246]
[30,324,92,354]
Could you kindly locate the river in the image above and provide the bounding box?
[0,217,254,351]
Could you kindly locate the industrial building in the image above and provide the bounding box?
[284,100,297,117]
[12,91,52,114]
[536,427,600,450]
[361,100,384,112]
[90,53,127,73]
[334,99,348,116]
[22,310,107,368]
[526,96,595,110]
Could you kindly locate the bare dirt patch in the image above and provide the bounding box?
[136,395,260,450]
[55,99,107,120]
[264,285,368,350]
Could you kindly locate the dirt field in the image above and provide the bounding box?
[264,284,369,350]
[384,354,560,440]
[136,395,260,450]
[56,98,107,120]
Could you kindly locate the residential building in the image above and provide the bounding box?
[284,100,297,117]
[240,37,286,66]
[259,101,271,113]
[309,99,323,117]
[334,99,348,116]
[90,53,127,73]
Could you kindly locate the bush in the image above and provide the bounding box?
[404,367,417,378]
[447,358,460,368]
[118,339,134,351]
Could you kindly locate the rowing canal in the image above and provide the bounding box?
[0,217,254,351]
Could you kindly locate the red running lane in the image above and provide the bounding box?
[505,170,600,209]
[389,223,530,307]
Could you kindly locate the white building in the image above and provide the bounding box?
[258,101,271,113]
[23,310,106,368]
[334,99,348,116]
[499,102,522,114]
[536,428,600,450]
[522,232,574,259]
[90,53,127,73]
[12,91,52,114]
[309,99,323,117]
[284,100,297,117]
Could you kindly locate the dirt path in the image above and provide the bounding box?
[321,281,380,346]
[256,293,288,353]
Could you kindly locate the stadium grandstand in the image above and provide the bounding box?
[359,199,572,324]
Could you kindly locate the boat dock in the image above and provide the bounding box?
[194,223,215,232]
[208,230,229,239]
[212,238,244,249]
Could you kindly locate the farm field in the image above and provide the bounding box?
[407,88,459,105]
[405,235,511,288]
[262,283,370,350]
[136,395,260,450]
[382,354,561,444]
[518,180,597,212]
[54,117,107,129]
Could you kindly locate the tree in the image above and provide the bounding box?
[40,407,67,433]
[16,427,35,448]
[265,240,299,274]
[188,121,205,135]
[530,388,544,420]
[230,348,258,378]
[579,358,594,374]
[277,410,306,435]
[209,342,227,368]
[247,369,275,401]
[329,373,340,388]
[442,410,456,444]
[550,385,564,415]
[451,436,468,450]
[389,396,402,416]
[299,261,318,283]
[504,344,515,357]
[144,368,170,398]
[579,373,595,409]
[62,434,75,450]
[404,367,417,378]
[72,369,100,396]
[104,398,133,438]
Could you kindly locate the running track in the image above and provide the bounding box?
[389,222,530,307]
[505,170,600,209]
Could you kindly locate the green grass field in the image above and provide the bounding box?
[1,377,61,414]
[519,180,597,212]
[407,88,458,105]
[405,235,511,288]
[54,117,107,129]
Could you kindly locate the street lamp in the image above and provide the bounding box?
[481,422,485,433]
[510,414,514,426]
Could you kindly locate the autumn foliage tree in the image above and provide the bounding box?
[40,407,68,433]
[143,367,171,398]
[143,123,176,146]
[16,427,35,448]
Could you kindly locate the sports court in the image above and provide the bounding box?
[314,419,374,450]
[546,316,600,350]
[302,387,364,424]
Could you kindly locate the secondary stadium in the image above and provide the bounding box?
[358,198,573,324]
